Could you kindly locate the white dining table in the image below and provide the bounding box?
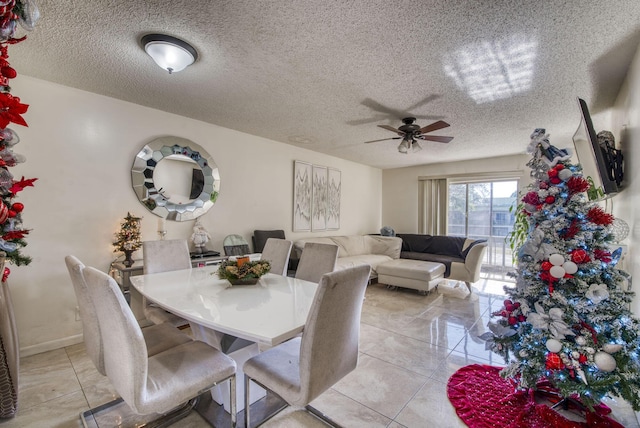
[129,265,319,347]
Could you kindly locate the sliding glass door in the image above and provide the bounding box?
[447,180,518,272]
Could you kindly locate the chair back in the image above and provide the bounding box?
[252,229,286,253]
[143,239,191,274]
[294,242,338,283]
[65,255,106,375]
[83,266,149,412]
[260,238,292,276]
[299,264,370,404]
[223,234,251,256]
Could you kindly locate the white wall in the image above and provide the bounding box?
[610,41,640,314]
[381,154,530,233]
[9,76,382,356]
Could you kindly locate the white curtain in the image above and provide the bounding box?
[418,178,447,235]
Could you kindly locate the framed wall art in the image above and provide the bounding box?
[293,161,312,231]
[312,165,327,231]
[327,168,341,230]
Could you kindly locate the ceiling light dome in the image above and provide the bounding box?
[141,34,198,74]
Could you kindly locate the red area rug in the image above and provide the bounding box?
[446,364,624,428]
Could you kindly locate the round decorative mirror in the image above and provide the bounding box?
[131,136,220,221]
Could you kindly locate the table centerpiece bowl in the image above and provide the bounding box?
[216,258,271,285]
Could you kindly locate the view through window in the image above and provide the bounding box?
[447,180,518,272]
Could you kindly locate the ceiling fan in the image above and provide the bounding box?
[364,117,453,153]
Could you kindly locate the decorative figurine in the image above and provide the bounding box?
[190,219,211,254]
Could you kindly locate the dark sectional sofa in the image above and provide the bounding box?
[396,234,488,288]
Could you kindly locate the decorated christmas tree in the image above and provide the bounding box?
[485,128,640,412]
[0,1,40,275]
[112,212,142,267]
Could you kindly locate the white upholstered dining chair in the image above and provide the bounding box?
[83,265,238,426]
[66,255,200,424]
[66,255,193,374]
[294,242,339,283]
[260,238,292,276]
[133,239,192,326]
[243,264,371,427]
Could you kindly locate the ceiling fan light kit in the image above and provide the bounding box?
[141,34,198,74]
[364,117,453,154]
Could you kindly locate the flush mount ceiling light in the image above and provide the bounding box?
[141,34,198,74]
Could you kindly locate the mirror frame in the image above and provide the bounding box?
[131,136,220,221]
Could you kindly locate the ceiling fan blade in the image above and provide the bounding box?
[378,124,403,134]
[419,120,450,134]
[417,135,454,144]
[364,137,402,144]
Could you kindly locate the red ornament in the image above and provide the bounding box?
[545,196,555,204]
[508,316,517,325]
[7,209,15,218]
[545,352,565,370]
[555,164,565,170]
[549,177,562,185]
[2,267,9,282]
[11,202,23,212]
[570,249,590,264]
[541,261,552,271]
[548,169,558,178]
[579,354,588,364]
[522,191,540,205]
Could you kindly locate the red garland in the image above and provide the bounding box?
[586,207,614,226]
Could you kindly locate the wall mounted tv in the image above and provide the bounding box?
[572,97,623,197]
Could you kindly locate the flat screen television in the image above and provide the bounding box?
[572,97,622,197]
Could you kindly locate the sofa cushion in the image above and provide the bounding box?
[335,254,394,276]
[400,251,463,277]
[397,234,469,258]
[377,259,445,282]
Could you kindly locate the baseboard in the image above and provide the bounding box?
[20,334,83,357]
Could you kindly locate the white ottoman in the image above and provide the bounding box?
[377,259,445,293]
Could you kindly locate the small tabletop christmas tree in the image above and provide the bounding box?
[484,129,640,413]
[112,212,142,267]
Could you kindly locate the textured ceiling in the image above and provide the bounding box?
[10,1,640,169]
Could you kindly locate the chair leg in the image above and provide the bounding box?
[230,374,237,428]
[244,374,251,428]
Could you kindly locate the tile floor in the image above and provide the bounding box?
[3,274,639,427]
